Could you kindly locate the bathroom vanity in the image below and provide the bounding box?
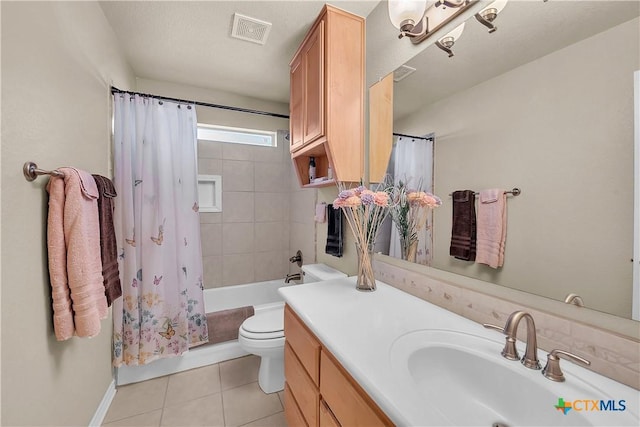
[283,304,392,427]
[279,278,640,426]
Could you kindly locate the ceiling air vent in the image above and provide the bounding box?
[393,64,417,82]
[231,13,272,45]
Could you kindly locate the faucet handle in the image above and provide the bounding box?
[483,323,520,361]
[482,323,504,333]
[542,349,591,382]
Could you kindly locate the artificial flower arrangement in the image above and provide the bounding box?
[333,183,392,291]
[389,180,442,263]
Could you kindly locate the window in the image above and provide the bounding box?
[197,124,276,147]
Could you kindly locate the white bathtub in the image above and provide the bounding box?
[116,279,294,385]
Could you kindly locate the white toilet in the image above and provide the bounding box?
[238,264,347,393]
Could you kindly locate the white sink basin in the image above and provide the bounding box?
[390,329,639,426]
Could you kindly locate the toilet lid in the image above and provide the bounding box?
[242,307,284,334]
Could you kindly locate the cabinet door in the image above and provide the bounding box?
[290,56,305,152]
[285,383,309,427]
[368,73,394,183]
[285,343,319,427]
[320,399,341,427]
[303,20,324,145]
[320,350,392,427]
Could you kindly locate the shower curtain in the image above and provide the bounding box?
[389,135,435,265]
[112,93,208,366]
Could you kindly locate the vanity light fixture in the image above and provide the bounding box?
[388,0,475,44]
[388,0,431,39]
[435,22,465,57]
[475,0,508,33]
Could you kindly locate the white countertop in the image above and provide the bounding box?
[279,277,640,426]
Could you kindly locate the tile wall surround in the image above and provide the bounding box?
[373,258,640,390]
[198,137,318,287]
[289,166,319,275]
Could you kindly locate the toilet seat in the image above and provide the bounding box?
[239,307,284,341]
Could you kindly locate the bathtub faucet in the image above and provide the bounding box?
[289,250,303,267]
[285,273,301,283]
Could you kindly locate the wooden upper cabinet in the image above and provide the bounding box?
[290,57,305,152]
[303,21,324,146]
[289,5,364,188]
[289,22,323,153]
[368,73,394,183]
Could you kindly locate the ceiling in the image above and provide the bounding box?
[99,0,380,104]
[99,1,639,112]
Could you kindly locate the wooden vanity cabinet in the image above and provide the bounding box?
[288,5,365,187]
[284,305,393,427]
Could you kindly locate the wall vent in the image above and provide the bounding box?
[231,13,272,45]
[393,64,417,82]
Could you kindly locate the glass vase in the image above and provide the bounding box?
[355,243,376,292]
[400,236,418,263]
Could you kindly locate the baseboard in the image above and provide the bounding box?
[116,341,248,385]
[89,379,116,427]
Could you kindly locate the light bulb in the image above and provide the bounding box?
[388,0,428,29]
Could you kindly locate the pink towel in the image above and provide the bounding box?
[46,167,108,340]
[315,202,327,223]
[475,189,507,269]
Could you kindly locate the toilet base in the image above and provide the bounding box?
[257,353,284,394]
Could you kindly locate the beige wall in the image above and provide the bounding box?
[394,18,639,318]
[136,78,319,284]
[290,174,319,275]
[1,2,135,426]
[316,187,358,276]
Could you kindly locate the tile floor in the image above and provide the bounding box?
[103,355,287,427]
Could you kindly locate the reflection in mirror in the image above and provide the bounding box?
[381,134,436,265]
[371,0,640,320]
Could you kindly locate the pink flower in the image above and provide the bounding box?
[408,191,441,208]
[343,196,362,207]
[374,192,389,207]
[353,185,366,196]
[423,193,442,208]
[360,189,375,205]
[407,191,424,203]
[338,190,354,200]
[333,197,345,208]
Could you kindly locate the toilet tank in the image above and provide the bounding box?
[301,264,347,283]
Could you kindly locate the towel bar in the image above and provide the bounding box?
[23,161,65,182]
[448,188,521,197]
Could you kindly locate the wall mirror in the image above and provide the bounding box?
[366,0,640,330]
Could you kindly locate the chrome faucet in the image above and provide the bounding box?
[484,310,541,370]
[285,273,301,283]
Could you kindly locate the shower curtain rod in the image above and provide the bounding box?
[393,132,433,141]
[110,87,290,119]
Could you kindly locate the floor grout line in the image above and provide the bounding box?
[104,356,280,427]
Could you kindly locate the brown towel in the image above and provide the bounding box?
[449,190,477,261]
[205,306,255,345]
[92,175,122,306]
